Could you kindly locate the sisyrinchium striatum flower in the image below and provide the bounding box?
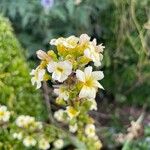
[30,34,105,150]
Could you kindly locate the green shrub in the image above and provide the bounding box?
[0,15,46,119]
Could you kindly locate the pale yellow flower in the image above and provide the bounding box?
[53,139,64,149]
[95,140,102,150]
[66,106,79,119]
[23,136,37,147]
[13,132,23,140]
[69,123,78,133]
[85,124,96,138]
[76,66,104,99]
[54,86,69,101]
[84,39,104,67]
[30,67,45,89]
[47,60,72,82]
[16,115,35,128]
[50,36,79,48]
[38,138,50,150]
[0,105,10,122]
[54,109,65,122]
[84,45,102,67]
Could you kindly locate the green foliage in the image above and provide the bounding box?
[102,0,150,106]
[0,15,46,119]
[0,0,149,106]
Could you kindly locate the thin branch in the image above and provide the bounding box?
[42,82,55,123]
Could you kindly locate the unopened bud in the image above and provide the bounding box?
[36,50,51,61]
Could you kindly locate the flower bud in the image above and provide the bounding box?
[36,50,51,61]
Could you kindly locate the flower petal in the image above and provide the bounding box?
[61,60,72,75]
[89,87,97,98]
[84,48,91,58]
[84,66,92,79]
[94,61,101,67]
[30,69,35,75]
[36,81,42,89]
[76,70,85,82]
[38,69,45,81]
[31,77,36,86]
[59,74,68,82]
[47,61,57,73]
[50,39,57,45]
[79,86,96,99]
[93,80,104,89]
[79,86,89,98]
[92,71,104,80]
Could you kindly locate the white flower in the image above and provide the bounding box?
[23,136,37,147]
[50,36,79,48]
[85,124,96,138]
[54,109,65,122]
[30,67,45,89]
[88,99,97,111]
[69,123,78,133]
[66,106,80,119]
[53,139,64,149]
[54,86,69,101]
[76,66,104,99]
[84,44,103,67]
[0,105,10,122]
[38,138,50,150]
[47,60,72,82]
[13,132,23,140]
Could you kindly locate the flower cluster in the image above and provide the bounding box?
[16,115,43,130]
[0,104,66,150]
[14,115,64,150]
[31,34,104,150]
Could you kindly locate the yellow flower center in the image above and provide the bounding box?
[56,67,64,73]
[84,77,94,87]
[88,128,94,134]
[0,111,4,117]
[68,107,79,117]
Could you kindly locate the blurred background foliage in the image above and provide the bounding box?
[0,0,150,149]
[0,0,149,106]
[0,15,46,120]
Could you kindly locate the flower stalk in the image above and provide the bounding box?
[30,34,105,150]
